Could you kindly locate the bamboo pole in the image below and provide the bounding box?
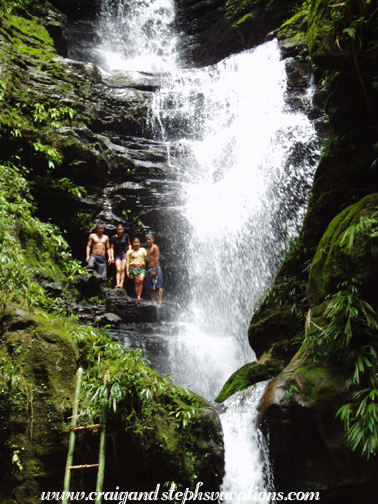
[72,424,102,431]
[62,367,83,504]
[69,463,100,470]
[95,404,107,504]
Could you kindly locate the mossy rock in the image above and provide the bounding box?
[257,348,378,499]
[216,336,301,403]
[248,305,303,358]
[0,306,78,504]
[277,9,309,56]
[307,193,378,307]
[215,355,283,403]
[307,0,352,68]
[0,305,224,502]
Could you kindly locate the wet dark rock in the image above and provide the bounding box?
[72,271,103,298]
[41,5,69,57]
[96,312,123,326]
[69,302,106,324]
[175,0,244,67]
[104,288,158,323]
[258,357,378,503]
[175,0,299,67]
[49,0,97,20]
[40,280,65,298]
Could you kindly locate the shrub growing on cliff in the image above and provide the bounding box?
[0,164,86,319]
[305,278,378,459]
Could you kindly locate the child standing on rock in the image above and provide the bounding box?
[126,237,147,301]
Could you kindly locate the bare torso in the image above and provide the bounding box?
[147,243,159,269]
[88,233,109,256]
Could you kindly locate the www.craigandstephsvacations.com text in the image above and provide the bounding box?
[41,482,320,503]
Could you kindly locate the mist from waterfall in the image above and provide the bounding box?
[148,42,318,400]
[94,0,179,72]
[92,0,321,499]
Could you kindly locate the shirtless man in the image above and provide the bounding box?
[145,234,163,303]
[86,224,110,285]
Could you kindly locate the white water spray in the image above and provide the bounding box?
[221,383,273,503]
[149,41,318,400]
[93,0,321,497]
[95,0,179,72]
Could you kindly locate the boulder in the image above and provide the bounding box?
[72,271,103,298]
[258,352,378,502]
[307,194,378,308]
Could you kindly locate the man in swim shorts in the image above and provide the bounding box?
[146,234,163,303]
[86,223,110,285]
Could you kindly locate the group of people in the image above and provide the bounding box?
[86,223,163,303]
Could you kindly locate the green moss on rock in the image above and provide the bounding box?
[277,8,309,54]
[308,193,378,307]
[216,337,299,403]
[215,357,282,403]
[0,306,78,503]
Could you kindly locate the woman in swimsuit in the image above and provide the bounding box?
[126,237,147,301]
[110,224,130,288]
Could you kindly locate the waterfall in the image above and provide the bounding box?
[89,0,321,498]
[94,0,179,72]
[148,42,318,400]
[220,383,274,503]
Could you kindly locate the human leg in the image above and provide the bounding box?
[88,254,107,283]
[96,256,107,284]
[119,259,126,287]
[87,254,96,270]
[115,258,121,287]
[134,273,145,301]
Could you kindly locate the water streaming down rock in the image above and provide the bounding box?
[94,0,179,72]
[220,383,274,502]
[146,43,319,498]
[148,42,318,400]
[87,0,321,497]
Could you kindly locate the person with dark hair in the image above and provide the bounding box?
[126,237,147,301]
[146,234,163,303]
[110,223,130,288]
[86,223,110,285]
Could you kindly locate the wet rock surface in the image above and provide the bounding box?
[259,370,378,504]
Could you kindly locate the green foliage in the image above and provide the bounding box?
[33,140,63,170]
[337,387,378,458]
[341,212,378,256]
[79,336,202,444]
[225,0,255,24]
[0,80,6,102]
[0,164,87,316]
[54,178,86,198]
[304,278,378,458]
[72,212,94,232]
[122,209,144,228]
[285,383,300,402]
[33,103,75,128]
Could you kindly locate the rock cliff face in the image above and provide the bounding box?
[1,2,227,501]
[3,0,378,501]
[241,1,378,501]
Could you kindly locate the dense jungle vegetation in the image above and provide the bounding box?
[0,1,224,500]
[1,0,378,501]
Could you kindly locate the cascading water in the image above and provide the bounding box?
[82,0,321,498]
[94,0,179,72]
[148,43,318,402]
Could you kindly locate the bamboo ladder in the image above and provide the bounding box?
[62,367,107,504]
